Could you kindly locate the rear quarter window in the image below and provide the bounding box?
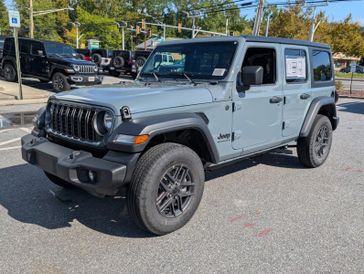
[312,50,332,82]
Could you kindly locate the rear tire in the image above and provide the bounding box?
[135,56,147,68]
[127,143,205,235]
[297,114,333,168]
[91,53,102,66]
[3,62,17,82]
[44,172,75,189]
[112,56,125,68]
[52,72,71,92]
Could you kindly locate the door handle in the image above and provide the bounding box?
[300,93,311,100]
[269,96,283,104]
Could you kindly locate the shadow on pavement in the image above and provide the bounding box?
[338,101,364,115]
[0,150,301,238]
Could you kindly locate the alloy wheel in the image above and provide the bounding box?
[314,125,330,158]
[156,164,195,218]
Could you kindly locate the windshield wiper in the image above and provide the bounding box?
[183,72,196,85]
[152,72,160,82]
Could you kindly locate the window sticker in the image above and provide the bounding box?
[286,56,306,79]
[212,68,226,76]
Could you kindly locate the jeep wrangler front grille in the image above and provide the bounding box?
[79,65,96,74]
[47,102,101,143]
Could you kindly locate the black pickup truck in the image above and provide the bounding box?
[1,37,103,92]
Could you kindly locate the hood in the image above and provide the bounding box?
[53,83,213,114]
[48,56,95,66]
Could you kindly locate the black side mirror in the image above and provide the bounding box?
[37,50,44,57]
[237,66,264,92]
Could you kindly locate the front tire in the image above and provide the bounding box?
[3,63,17,82]
[127,143,205,235]
[297,114,333,168]
[52,72,71,92]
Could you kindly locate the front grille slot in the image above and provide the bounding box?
[47,102,101,143]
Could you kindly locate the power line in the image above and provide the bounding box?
[201,0,355,15]
[185,0,255,13]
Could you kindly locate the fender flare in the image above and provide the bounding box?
[107,113,219,163]
[1,56,16,69]
[299,96,338,137]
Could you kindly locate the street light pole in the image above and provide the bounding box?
[265,12,271,37]
[122,27,125,50]
[30,6,74,38]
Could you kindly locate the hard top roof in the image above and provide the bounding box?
[159,35,330,49]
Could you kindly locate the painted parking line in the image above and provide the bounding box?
[0,137,21,146]
[0,129,15,134]
[19,127,32,133]
[0,146,21,151]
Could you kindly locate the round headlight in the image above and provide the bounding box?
[93,66,98,72]
[73,64,80,72]
[103,112,113,131]
[93,111,114,136]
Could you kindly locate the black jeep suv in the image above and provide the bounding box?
[107,50,137,78]
[1,38,102,92]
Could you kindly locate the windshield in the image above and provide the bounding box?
[44,42,76,57]
[140,41,238,80]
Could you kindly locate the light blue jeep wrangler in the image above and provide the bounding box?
[22,36,339,235]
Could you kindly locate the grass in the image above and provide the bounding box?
[335,72,364,79]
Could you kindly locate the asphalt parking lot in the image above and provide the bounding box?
[0,98,363,273]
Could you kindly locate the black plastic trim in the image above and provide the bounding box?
[21,134,130,197]
[107,113,219,163]
[300,96,338,137]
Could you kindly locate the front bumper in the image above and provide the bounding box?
[68,75,103,86]
[21,134,127,197]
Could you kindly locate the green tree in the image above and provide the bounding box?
[328,15,364,56]
[0,0,10,36]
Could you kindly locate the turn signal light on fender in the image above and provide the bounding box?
[113,134,149,145]
[134,135,149,144]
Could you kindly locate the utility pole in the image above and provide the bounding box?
[29,0,34,38]
[183,11,200,38]
[252,0,264,36]
[225,18,229,35]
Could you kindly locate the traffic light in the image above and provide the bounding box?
[136,25,140,35]
[141,19,145,29]
[178,22,182,33]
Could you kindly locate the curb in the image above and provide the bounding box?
[0,98,48,106]
[336,77,364,82]
[339,95,364,100]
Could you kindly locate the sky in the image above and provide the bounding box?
[243,1,364,25]
[3,0,364,26]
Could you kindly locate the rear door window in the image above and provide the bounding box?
[285,49,307,83]
[20,40,31,54]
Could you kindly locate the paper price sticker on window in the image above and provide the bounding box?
[286,56,306,79]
